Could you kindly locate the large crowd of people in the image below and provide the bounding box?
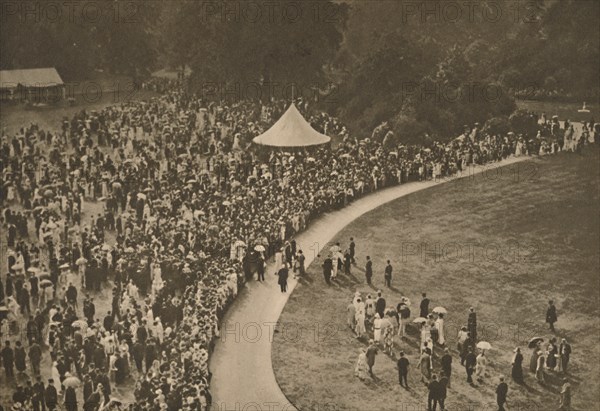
[0,78,597,410]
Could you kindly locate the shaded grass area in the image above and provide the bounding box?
[273,150,600,411]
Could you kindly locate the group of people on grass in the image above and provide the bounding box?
[342,250,575,410]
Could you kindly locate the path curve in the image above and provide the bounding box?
[209,156,530,411]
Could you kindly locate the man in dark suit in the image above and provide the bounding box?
[546,300,558,332]
[349,237,356,264]
[365,256,373,284]
[1,340,14,378]
[45,379,58,410]
[384,260,392,288]
[420,293,430,318]
[468,307,477,341]
[496,376,509,411]
[560,338,572,373]
[322,255,333,285]
[439,372,448,410]
[397,351,409,388]
[427,374,443,411]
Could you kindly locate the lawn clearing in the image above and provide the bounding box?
[272,149,600,411]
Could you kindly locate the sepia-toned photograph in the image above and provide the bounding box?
[0,1,599,410]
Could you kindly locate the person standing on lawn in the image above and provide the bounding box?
[420,293,430,318]
[559,338,572,373]
[375,291,386,319]
[465,347,476,385]
[419,349,432,384]
[496,376,509,411]
[468,307,477,341]
[384,260,393,288]
[276,264,288,293]
[296,250,305,277]
[511,347,524,384]
[365,340,378,375]
[559,379,571,410]
[441,348,452,388]
[365,256,373,285]
[546,300,558,332]
[322,255,333,285]
[347,299,356,331]
[349,237,356,264]
[397,351,410,388]
[427,374,442,411]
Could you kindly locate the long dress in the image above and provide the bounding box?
[476,354,487,378]
[546,343,558,369]
[355,303,366,336]
[530,349,540,373]
[373,317,382,342]
[511,352,524,383]
[354,352,370,380]
[419,352,432,382]
[435,318,445,345]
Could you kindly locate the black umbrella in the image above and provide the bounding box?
[528,337,544,348]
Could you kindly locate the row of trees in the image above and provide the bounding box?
[1,0,598,142]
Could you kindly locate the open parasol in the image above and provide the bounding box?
[39,279,53,288]
[63,375,81,388]
[528,337,544,348]
[412,317,427,324]
[476,341,492,350]
[432,307,447,314]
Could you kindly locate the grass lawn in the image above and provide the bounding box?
[272,149,600,411]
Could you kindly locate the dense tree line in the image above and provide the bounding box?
[1,0,598,142]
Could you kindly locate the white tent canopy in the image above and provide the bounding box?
[252,103,331,147]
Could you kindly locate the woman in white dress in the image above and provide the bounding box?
[354,298,366,338]
[435,313,445,346]
[355,348,370,380]
[476,351,487,380]
[373,313,382,343]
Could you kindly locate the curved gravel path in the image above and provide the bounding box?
[209,156,530,411]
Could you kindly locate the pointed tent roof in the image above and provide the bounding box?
[253,104,331,147]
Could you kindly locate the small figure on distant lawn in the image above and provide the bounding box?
[397,351,410,388]
[559,378,571,410]
[496,376,509,411]
[546,300,558,332]
[419,348,432,385]
[384,260,392,288]
[420,293,430,318]
[347,299,356,331]
[354,348,370,380]
[559,338,572,373]
[365,256,373,285]
[296,250,305,277]
[355,298,366,338]
[276,264,288,293]
[511,347,524,384]
[468,307,477,342]
[349,237,356,264]
[365,340,378,375]
[322,255,333,285]
[465,347,477,385]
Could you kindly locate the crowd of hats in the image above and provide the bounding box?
[1,77,584,410]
